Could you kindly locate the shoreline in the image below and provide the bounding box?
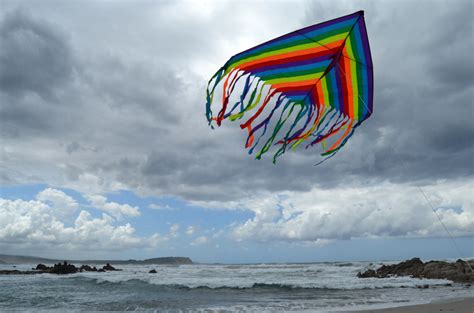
[341,297,474,313]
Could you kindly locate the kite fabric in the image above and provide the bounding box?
[206,11,373,163]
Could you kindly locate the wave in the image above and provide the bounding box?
[65,276,448,292]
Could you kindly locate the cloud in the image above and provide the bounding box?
[191,236,208,246]
[232,180,474,242]
[169,223,180,237]
[148,203,174,210]
[0,8,73,99]
[0,0,472,247]
[186,226,196,236]
[0,193,160,251]
[35,188,78,218]
[85,194,140,220]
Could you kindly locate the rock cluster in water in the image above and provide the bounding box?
[0,261,122,275]
[357,257,474,283]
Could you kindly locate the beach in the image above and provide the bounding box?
[347,297,474,313]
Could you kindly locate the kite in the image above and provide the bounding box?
[206,11,373,164]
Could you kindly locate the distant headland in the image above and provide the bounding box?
[0,254,193,265]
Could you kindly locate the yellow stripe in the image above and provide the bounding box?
[321,76,330,106]
[264,71,324,85]
[317,33,347,46]
[345,38,359,117]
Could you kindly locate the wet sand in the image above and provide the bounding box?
[346,297,474,313]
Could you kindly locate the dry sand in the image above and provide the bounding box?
[345,297,474,313]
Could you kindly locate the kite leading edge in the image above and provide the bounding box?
[206,11,373,164]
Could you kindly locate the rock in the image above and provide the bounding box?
[47,261,78,274]
[357,269,376,278]
[102,263,119,271]
[79,265,97,272]
[149,269,157,273]
[357,258,473,283]
[98,268,105,272]
[35,264,49,271]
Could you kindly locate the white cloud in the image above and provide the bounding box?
[186,226,196,235]
[191,236,208,246]
[149,203,174,210]
[0,190,161,251]
[232,180,474,242]
[85,194,140,220]
[169,223,180,237]
[35,188,78,218]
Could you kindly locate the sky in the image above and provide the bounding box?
[0,0,473,263]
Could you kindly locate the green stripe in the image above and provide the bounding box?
[260,66,326,81]
[348,32,364,119]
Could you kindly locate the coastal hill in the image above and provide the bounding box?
[0,254,192,265]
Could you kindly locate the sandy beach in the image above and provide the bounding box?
[346,297,474,313]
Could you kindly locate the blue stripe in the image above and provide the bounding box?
[330,70,342,111]
[352,23,369,118]
[303,17,357,41]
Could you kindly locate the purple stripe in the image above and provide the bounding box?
[284,90,312,97]
[357,16,374,115]
[233,11,364,58]
[334,64,346,114]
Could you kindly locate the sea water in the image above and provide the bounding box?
[0,261,472,312]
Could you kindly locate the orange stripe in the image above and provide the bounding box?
[326,119,354,152]
[237,40,343,71]
[272,79,318,90]
[316,80,325,106]
[246,125,254,148]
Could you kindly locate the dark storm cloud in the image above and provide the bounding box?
[0,8,76,139]
[0,9,73,98]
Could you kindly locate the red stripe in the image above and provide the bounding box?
[338,57,350,117]
[274,85,314,93]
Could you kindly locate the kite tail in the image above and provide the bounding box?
[205,67,362,163]
[206,66,226,128]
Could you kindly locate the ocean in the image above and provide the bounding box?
[0,261,472,312]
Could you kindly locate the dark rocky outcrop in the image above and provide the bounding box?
[1,262,121,275]
[357,258,474,283]
[149,269,157,273]
[35,264,49,270]
[48,261,78,274]
[79,265,97,272]
[103,263,119,271]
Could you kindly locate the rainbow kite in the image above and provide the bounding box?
[206,11,373,163]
